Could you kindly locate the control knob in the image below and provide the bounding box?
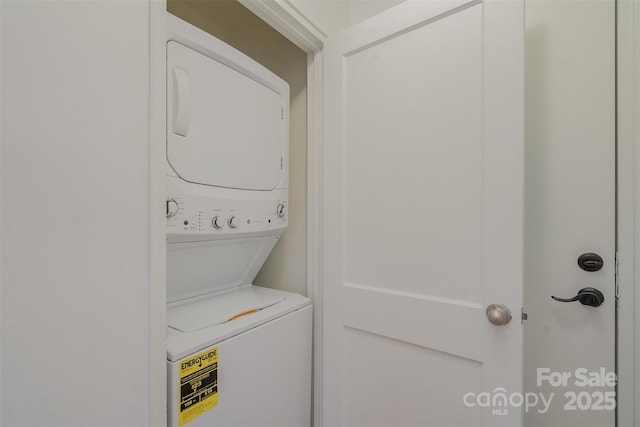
[166,199,179,219]
[211,216,224,230]
[228,216,238,229]
[276,203,286,218]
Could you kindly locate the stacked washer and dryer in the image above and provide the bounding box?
[164,14,312,427]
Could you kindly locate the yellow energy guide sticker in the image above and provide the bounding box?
[179,347,218,426]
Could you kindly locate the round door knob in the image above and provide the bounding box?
[486,304,512,326]
[166,199,179,219]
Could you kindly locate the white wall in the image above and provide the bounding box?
[0,1,153,425]
[287,0,350,36]
[288,0,405,36]
[347,0,405,27]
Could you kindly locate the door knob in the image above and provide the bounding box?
[486,304,512,326]
[551,287,604,307]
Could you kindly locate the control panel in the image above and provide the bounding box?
[166,195,287,238]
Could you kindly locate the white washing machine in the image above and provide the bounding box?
[165,14,311,427]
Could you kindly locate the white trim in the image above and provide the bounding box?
[0,0,3,423]
[634,1,639,424]
[635,4,640,424]
[306,50,324,427]
[238,0,326,51]
[617,0,639,426]
[149,0,168,425]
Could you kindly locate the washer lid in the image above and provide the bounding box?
[166,285,311,362]
[167,40,287,191]
[168,286,285,332]
[167,236,279,303]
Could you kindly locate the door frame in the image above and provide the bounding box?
[148,0,640,425]
[616,0,640,425]
[150,1,168,425]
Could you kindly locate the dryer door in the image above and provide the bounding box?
[167,41,285,191]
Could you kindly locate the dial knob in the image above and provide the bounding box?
[276,203,286,218]
[166,199,179,219]
[211,216,224,230]
[227,216,238,229]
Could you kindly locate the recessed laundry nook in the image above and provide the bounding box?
[163,7,311,426]
[0,1,638,426]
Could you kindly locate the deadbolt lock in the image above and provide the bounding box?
[577,253,604,272]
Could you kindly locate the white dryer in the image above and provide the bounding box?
[165,14,311,427]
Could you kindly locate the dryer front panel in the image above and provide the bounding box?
[167,41,285,191]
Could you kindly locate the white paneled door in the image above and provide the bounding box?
[323,1,524,426]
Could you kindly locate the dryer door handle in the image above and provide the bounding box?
[172,67,190,136]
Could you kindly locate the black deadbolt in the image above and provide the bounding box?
[551,287,605,308]
[577,253,604,272]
